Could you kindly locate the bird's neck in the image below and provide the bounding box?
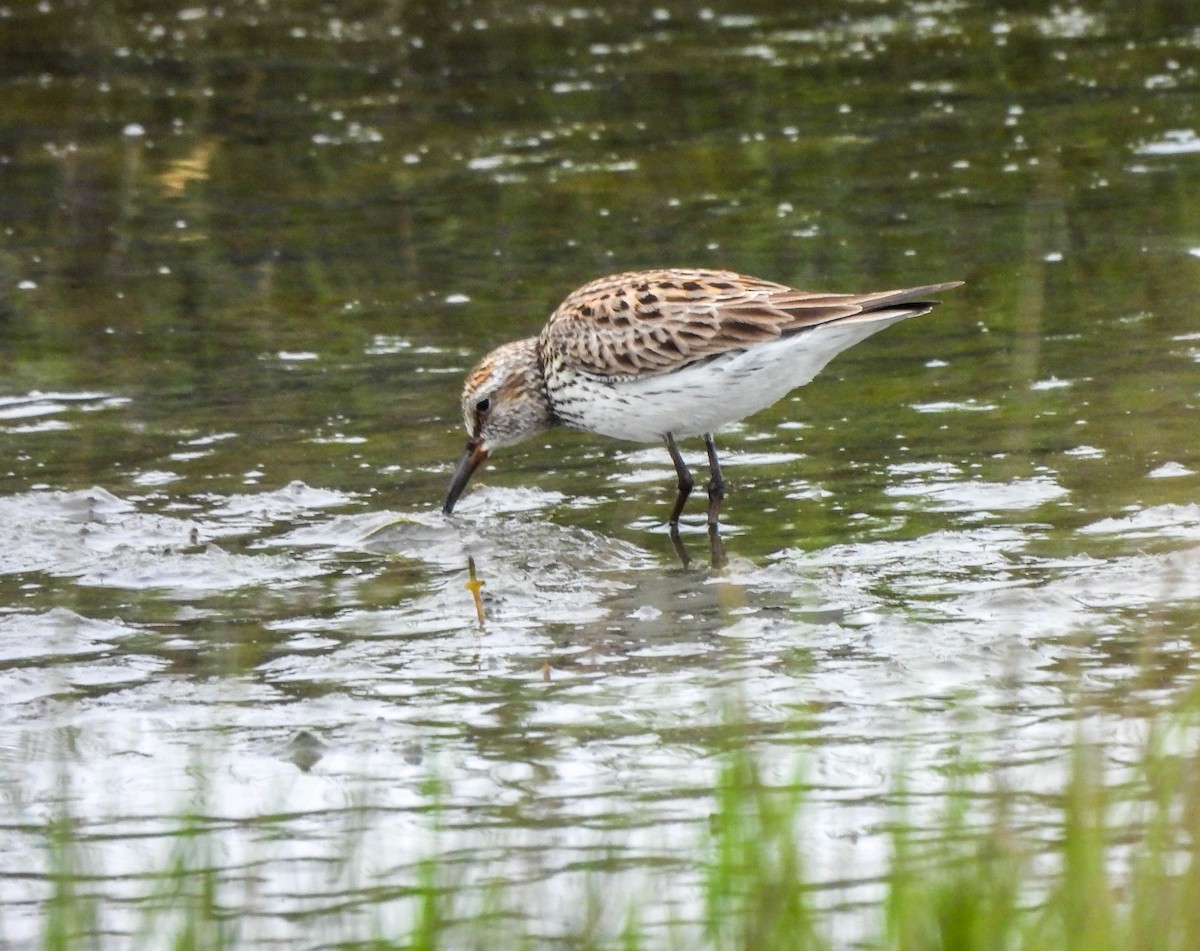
[521,336,559,433]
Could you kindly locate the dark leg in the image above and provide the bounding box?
[663,433,693,526]
[668,529,692,569]
[703,433,726,529]
[708,527,727,570]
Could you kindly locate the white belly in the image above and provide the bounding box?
[551,313,916,442]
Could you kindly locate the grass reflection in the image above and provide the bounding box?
[31,694,1200,950]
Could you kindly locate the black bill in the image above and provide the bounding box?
[443,441,489,514]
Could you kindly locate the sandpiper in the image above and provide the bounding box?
[443,268,961,530]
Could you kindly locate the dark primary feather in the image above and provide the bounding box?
[539,268,961,379]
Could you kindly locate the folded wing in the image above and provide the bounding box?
[540,268,962,379]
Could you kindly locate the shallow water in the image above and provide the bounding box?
[2,0,1200,946]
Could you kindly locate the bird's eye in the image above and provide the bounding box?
[475,398,491,414]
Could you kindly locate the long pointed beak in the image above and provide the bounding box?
[443,441,489,514]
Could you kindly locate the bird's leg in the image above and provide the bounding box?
[664,433,693,527]
[703,433,726,529]
[669,529,692,569]
[708,527,727,570]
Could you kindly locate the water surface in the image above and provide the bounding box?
[2,0,1200,946]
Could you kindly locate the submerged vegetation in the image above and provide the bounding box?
[31,695,1200,950]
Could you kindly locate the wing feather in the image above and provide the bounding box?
[540,269,961,379]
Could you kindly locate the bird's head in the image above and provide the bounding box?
[442,337,553,514]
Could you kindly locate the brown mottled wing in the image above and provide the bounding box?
[540,268,961,379]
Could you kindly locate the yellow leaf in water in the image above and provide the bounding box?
[156,140,219,196]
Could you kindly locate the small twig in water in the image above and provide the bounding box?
[465,556,486,628]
